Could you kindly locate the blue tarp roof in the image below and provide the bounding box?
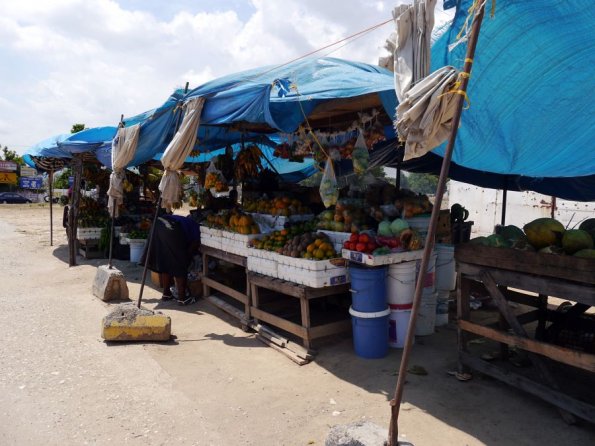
[184,56,397,133]
[58,126,117,154]
[430,0,595,178]
[23,134,72,168]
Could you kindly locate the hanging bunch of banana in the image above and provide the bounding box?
[234,144,264,182]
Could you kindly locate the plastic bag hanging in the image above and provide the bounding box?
[204,160,224,191]
[352,129,369,175]
[319,157,339,208]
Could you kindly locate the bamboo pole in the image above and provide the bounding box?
[387,3,487,445]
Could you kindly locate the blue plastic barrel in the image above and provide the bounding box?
[349,306,390,359]
[349,264,388,312]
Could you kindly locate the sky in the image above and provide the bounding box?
[0,0,453,155]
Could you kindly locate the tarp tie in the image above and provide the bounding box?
[438,71,472,109]
[464,58,474,64]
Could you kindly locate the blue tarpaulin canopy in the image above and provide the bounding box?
[58,126,117,154]
[429,0,595,179]
[23,134,72,170]
[184,56,397,134]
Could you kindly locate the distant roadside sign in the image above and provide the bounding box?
[20,177,43,189]
[0,172,17,184]
[0,161,17,172]
[20,166,37,177]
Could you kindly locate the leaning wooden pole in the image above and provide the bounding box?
[49,169,54,246]
[388,3,487,445]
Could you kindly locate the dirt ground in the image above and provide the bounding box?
[0,204,593,446]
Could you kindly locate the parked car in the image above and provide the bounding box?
[0,192,32,204]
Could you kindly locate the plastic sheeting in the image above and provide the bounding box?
[184,57,397,133]
[59,126,117,154]
[23,134,72,170]
[429,0,595,178]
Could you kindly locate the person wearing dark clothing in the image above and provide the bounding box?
[141,214,200,305]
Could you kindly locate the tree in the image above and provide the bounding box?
[71,123,85,134]
[0,145,24,165]
[405,172,442,195]
[54,168,73,189]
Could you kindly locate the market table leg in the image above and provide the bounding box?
[300,296,311,349]
[535,294,548,340]
[202,251,211,297]
[457,272,471,375]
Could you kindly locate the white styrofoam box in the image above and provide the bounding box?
[342,249,424,266]
[200,226,222,237]
[319,230,351,247]
[77,227,103,240]
[201,235,222,250]
[247,255,278,278]
[275,255,348,272]
[277,264,349,288]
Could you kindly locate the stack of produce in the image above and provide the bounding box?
[205,171,228,192]
[78,196,110,228]
[234,145,264,182]
[251,230,337,260]
[469,217,595,258]
[205,210,260,235]
[342,218,422,255]
[316,200,369,233]
[242,196,311,216]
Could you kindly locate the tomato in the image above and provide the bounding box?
[366,241,378,252]
[349,233,359,243]
[355,242,366,252]
[358,233,370,244]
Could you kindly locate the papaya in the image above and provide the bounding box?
[500,225,525,242]
[523,218,565,249]
[562,229,593,255]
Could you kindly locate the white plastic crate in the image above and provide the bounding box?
[247,255,278,278]
[341,249,424,266]
[77,227,103,240]
[277,263,349,288]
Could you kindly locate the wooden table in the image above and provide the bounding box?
[201,245,250,326]
[248,272,352,349]
[455,244,595,424]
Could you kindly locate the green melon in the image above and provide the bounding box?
[523,218,565,249]
[562,229,593,255]
[574,249,595,259]
[578,218,595,239]
[486,233,511,248]
[500,225,525,242]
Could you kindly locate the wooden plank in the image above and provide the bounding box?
[501,288,540,308]
[481,271,577,424]
[250,307,308,339]
[202,276,248,304]
[201,245,247,267]
[460,352,595,424]
[303,283,351,300]
[457,273,472,375]
[309,319,352,339]
[455,244,595,285]
[205,295,245,322]
[459,320,595,373]
[255,334,309,366]
[458,263,595,307]
[300,297,311,348]
[516,309,541,326]
[248,273,306,298]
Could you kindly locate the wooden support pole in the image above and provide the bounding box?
[68,154,84,267]
[388,3,487,445]
[49,169,54,247]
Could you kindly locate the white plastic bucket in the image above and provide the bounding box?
[388,309,413,349]
[435,244,456,291]
[415,250,438,292]
[415,290,437,336]
[129,239,146,263]
[435,289,450,327]
[387,261,416,306]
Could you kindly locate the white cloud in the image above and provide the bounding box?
[0,0,452,154]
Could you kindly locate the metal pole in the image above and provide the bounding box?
[388,3,487,445]
[550,196,556,219]
[49,169,54,247]
[501,187,508,226]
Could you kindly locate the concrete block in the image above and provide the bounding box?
[93,265,129,302]
[102,303,171,342]
[326,421,391,446]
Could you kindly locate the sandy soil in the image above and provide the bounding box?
[0,204,593,446]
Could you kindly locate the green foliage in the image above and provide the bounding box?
[1,146,24,165]
[405,173,442,195]
[71,123,86,134]
[54,168,73,189]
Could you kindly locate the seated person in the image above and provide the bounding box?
[141,212,201,305]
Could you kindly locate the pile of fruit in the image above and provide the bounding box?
[251,231,337,260]
[205,210,260,235]
[316,201,369,233]
[343,223,422,255]
[242,196,311,216]
[470,218,595,258]
[78,196,110,228]
[205,171,228,192]
[234,145,264,182]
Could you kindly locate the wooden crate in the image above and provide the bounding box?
[455,243,595,285]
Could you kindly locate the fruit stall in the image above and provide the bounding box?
[455,218,595,423]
